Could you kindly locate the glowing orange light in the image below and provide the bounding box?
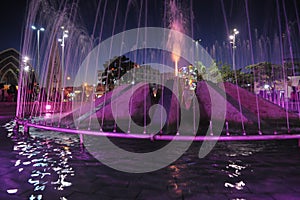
[171,43,180,62]
[172,52,180,63]
[171,42,181,77]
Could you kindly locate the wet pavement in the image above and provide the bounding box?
[1,103,300,199]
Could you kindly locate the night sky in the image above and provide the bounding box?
[0,0,299,55]
[0,0,27,51]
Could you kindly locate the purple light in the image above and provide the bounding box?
[18,121,300,142]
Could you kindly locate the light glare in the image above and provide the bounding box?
[24,65,30,72]
[46,104,51,110]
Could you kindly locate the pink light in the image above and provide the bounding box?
[45,104,51,110]
[17,121,300,142]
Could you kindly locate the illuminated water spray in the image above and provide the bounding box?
[172,45,180,77]
[168,0,186,76]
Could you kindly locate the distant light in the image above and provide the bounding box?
[264,84,270,89]
[233,28,239,35]
[229,35,234,40]
[31,25,37,30]
[23,56,29,63]
[194,39,201,44]
[40,27,45,31]
[45,113,52,118]
[4,84,9,90]
[67,76,71,80]
[63,33,68,38]
[45,104,51,110]
[24,65,30,72]
[58,38,62,42]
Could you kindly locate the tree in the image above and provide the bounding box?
[219,64,235,83]
[194,61,206,81]
[245,62,282,91]
[101,56,136,90]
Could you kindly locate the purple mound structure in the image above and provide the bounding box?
[92,80,299,135]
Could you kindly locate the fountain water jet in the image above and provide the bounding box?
[14,0,300,157]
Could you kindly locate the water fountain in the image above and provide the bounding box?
[14,0,300,160]
[5,0,300,199]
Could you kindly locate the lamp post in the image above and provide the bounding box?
[229,28,246,134]
[229,28,239,71]
[58,26,69,102]
[31,25,45,76]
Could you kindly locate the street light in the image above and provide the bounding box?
[229,28,239,70]
[23,56,29,63]
[229,28,246,134]
[58,26,69,102]
[22,56,30,72]
[31,25,45,76]
[24,65,30,72]
[58,26,69,73]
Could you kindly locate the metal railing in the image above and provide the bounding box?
[259,93,300,113]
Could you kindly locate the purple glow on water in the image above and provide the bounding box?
[2,121,300,199]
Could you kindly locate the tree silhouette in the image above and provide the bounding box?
[100,56,136,90]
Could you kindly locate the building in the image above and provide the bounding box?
[0,48,21,101]
[0,48,20,86]
[133,64,161,84]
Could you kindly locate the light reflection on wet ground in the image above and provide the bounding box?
[1,121,300,199]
